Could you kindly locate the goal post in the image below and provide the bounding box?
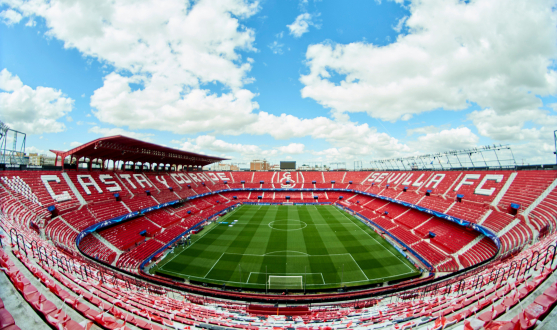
[268,275,303,290]
[282,202,294,206]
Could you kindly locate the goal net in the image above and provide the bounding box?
[268,276,303,290]
[282,202,294,206]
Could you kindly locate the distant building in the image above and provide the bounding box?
[205,163,239,171]
[28,153,58,166]
[250,159,270,171]
[28,153,45,166]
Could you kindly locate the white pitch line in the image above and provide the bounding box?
[332,206,414,273]
[204,252,225,278]
[158,220,222,270]
[349,253,369,281]
[160,269,414,286]
[222,251,353,257]
[306,271,416,286]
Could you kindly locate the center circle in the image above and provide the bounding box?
[268,219,307,231]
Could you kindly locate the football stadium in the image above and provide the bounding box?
[0,134,556,329]
[2,0,557,329]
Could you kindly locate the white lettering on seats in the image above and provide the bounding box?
[206,172,219,181]
[402,174,414,186]
[216,173,230,181]
[189,173,201,182]
[387,173,403,183]
[411,173,427,187]
[367,173,380,183]
[394,173,408,185]
[156,176,169,188]
[171,173,185,184]
[77,175,103,194]
[375,173,389,183]
[453,174,481,192]
[119,174,137,189]
[41,175,72,202]
[475,174,504,196]
[179,173,192,183]
[199,173,212,181]
[133,174,152,188]
[99,174,122,192]
[425,174,445,189]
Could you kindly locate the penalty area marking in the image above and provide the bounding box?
[158,268,415,286]
[332,206,415,273]
[204,252,226,278]
[246,272,325,285]
[158,207,238,271]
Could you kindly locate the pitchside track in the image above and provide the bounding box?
[153,205,420,291]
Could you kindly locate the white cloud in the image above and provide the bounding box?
[237,112,410,159]
[180,135,279,159]
[392,16,407,33]
[69,141,82,148]
[277,143,305,154]
[26,146,46,154]
[90,72,259,134]
[468,108,557,142]
[88,126,155,141]
[0,9,22,25]
[406,125,442,136]
[466,108,557,164]
[1,0,410,162]
[268,40,284,54]
[300,0,557,122]
[411,127,479,152]
[5,0,261,132]
[287,13,316,38]
[0,69,73,134]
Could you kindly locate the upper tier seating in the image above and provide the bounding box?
[2,185,557,330]
[499,170,557,211]
[323,171,346,183]
[444,171,510,203]
[299,171,324,183]
[1,171,80,213]
[231,171,254,183]
[343,171,373,183]
[64,171,130,203]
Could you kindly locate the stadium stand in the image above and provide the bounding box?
[3,160,557,329]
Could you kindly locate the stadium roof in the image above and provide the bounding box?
[50,135,226,167]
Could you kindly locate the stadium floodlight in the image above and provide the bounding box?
[372,145,516,170]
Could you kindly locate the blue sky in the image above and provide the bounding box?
[1,0,557,168]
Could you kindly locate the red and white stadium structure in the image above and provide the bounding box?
[0,135,556,330]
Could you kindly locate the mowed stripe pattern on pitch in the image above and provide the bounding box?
[156,205,419,289]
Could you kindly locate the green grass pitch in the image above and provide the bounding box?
[152,205,420,291]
